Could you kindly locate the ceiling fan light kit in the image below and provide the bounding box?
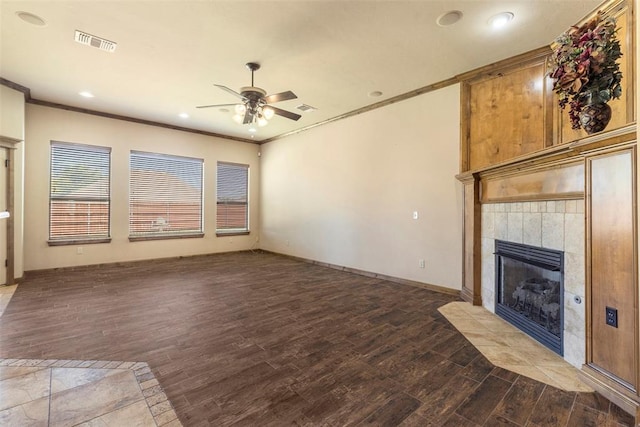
[197,62,301,129]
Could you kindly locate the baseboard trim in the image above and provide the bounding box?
[262,250,461,297]
[23,249,261,278]
[460,286,482,305]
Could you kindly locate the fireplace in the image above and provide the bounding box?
[495,240,564,355]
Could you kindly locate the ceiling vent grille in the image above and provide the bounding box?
[74,30,117,53]
[296,104,317,113]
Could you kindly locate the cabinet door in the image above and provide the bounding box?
[587,147,637,389]
[468,62,548,171]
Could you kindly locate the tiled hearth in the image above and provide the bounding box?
[481,200,586,368]
[439,301,592,392]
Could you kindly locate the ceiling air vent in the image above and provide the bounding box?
[296,104,317,113]
[74,30,117,53]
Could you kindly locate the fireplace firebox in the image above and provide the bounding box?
[495,240,564,355]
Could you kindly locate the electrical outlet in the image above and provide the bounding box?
[419,259,425,268]
[605,306,618,328]
[76,247,83,255]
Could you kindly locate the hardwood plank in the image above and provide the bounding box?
[0,251,625,426]
[528,386,576,427]
[575,392,612,414]
[360,392,421,426]
[566,403,609,427]
[443,412,482,427]
[492,375,546,425]
[484,413,521,426]
[413,373,480,422]
[490,367,520,383]
[455,374,513,424]
[460,354,496,383]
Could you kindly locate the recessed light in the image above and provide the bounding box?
[179,113,189,119]
[368,91,383,98]
[248,127,257,133]
[16,11,46,26]
[437,10,463,27]
[79,91,94,98]
[219,108,230,113]
[489,12,514,29]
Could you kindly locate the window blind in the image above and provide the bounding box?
[129,151,203,237]
[49,142,111,241]
[216,162,249,232]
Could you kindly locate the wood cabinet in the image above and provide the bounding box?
[465,59,551,171]
[456,0,639,420]
[459,0,635,174]
[581,146,639,418]
[460,49,552,172]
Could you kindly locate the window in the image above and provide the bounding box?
[216,162,249,234]
[129,151,203,240]
[49,142,111,244]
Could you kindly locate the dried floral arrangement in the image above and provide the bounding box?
[548,13,622,129]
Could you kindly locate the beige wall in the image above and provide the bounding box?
[0,85,25,142]
[24,104,260,270]
[259,84,463,290]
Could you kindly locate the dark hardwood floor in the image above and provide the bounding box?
[0,251,634,426]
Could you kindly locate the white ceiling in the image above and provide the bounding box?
[1,1,601,143]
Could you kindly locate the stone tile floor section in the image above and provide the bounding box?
[1,284,181,426]
[0,358,182,426]
[439,301,593,392]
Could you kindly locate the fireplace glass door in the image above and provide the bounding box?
[495,240,563,355]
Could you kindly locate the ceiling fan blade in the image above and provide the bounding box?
[263,90,297,104]
[195,103,239,109]
[214,84,247,100]
[269,106,302,121]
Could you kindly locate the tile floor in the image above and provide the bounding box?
[0,359,182,426]
[439,301,593,392]
[0,284,603,425]
[0,284,181,426]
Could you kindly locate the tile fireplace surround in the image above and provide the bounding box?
[481,200,586,369]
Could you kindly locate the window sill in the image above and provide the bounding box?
[48,238,111,247]
[129,233,204,242]
[216,231,250,237]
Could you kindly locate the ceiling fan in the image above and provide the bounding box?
[197,62,301,127]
